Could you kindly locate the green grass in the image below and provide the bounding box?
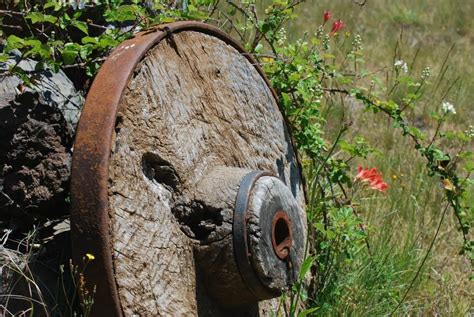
[286,0,473,315]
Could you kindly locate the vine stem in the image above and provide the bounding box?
[389,202,450,316]
[309,124,348,205]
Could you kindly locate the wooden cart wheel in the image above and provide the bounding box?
[71,21,306,316]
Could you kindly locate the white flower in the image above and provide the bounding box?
[465,125,474,138]
[394,60,408,73]
[441,101,456,114]
[421,67,431,81]
[277,28,287,45]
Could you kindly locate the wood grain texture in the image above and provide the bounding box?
[247,176,305,291]
[108,31,305,316]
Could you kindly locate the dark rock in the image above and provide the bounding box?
[0,52,83,226]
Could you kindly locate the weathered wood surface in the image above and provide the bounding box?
[192,168,304,306]
[108,31,305,316]
[192,166,255,306]
[247,176,305,291]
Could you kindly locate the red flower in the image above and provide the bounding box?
[355,166,389,193]
[331,19,344,34]
[355,167,377,181]
[323,11,332,24]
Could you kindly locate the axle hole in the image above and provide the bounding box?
[271,211,293,260]
[274,218,290,246]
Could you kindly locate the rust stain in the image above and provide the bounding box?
[271,210,293,260]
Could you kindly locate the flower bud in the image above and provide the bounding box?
[324,11,332,24]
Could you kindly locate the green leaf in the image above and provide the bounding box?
[81,36,98,45]
[71,20,88,35]
[384,100,399,111]
[62,43,80,64]
[408,127,426,140]
[62,50,77,65]
[26,12,57,24]
[325,229,336,240]
[79,44,94,60]
[429,111,441,121]
[25,41,51,59]
[105,5,142,22]
[86,62,101,77]
[59,13,72,29]
[299,256,316,280]
[298,307,319,317]
[97,35,119,49]
[314,222,325,232]
[44,1,62,11]
[288,72,300,82]
[433,149,449,161]
[73,11,84,19]
[5,35,25,51]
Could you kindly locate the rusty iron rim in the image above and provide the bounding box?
[271,210,293,260]
[71,21,305,316]
[233,170,277,300]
